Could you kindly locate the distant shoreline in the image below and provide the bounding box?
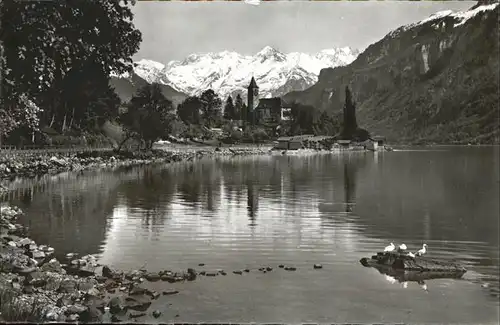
[0,142,497,183]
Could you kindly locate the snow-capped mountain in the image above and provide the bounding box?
[116,46,359,101]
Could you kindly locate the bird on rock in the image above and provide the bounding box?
[416,244,428,256]
[384,242,396,252]
[399,243,408,252]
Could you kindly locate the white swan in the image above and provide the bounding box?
[384,242,396,252]
[399,243,407,251]
[416,244,428,256]
[407,252,416,258]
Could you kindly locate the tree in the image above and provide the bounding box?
[223,96,235,120]
[241,103,248,123]
[341,86,358,139]
[199,89,222,127]
[119,83,175,150]
[177,96,202,125]
[234,94,244,121]
[0,0,142,136]
[0,95,42,147]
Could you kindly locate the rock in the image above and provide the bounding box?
[150,291,160,299]
[278,264,285,268]
[144,272,160,282]
[66,253,78,259]
[80,305,103,323]
[67,314,79,322]
[86,287,100,296]
[11,281,21,290]
[266,266,273,271]
[66,304,87,315]
[95,275,107,284]
[67,264,96,277]
[56,295,74,307]
[31,250,45,259]
[59,279,78,293]
[23,284,34,294]
[41,259,64,273]
[66,314,80,322]
[24,271,47,287]
[186,268,197,281]
[78,278,97,291]
[129,285,149,296]
[152,310,162,318]
[111,314,123,323]
[233,270,243,275]
[28,243,37,251]
[244,269,250,273]
[7,241,17,247]
[102,265,122,279]
[284,266,297,271]
[44,273,63,291]
[84,295,106,311]
[205,272,218,277]
[108,296,126,315]
[198,263,205,266]
[18,237,31,246]
[129,311,146,319]
[45,307,63,321]
[162,289,179,295]
[219,271,227,276]
[313,264,323,269]
[124,294,152,311]
[14,266,37,275]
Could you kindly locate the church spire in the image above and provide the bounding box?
[248,76,258,89]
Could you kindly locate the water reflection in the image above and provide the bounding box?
[1,147,499,321]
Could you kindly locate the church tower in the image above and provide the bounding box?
[247,77,259,124]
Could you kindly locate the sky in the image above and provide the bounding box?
[131,1,475,64]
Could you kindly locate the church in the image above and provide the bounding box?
[245,77,290,127]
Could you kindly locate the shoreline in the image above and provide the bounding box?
[0,146,273,183]
[0,205,198,323]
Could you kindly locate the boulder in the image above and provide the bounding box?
[124,294,152,312]
[108,296,126,315]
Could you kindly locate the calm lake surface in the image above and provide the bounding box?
[2,146,499,323]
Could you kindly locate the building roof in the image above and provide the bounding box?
[248,77,258,89]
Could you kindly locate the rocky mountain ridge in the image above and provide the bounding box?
[283,3,499,144]
[110,46,359,103]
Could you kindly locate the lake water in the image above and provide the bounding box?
[2,146,499,323]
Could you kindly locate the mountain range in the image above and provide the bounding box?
[283,2,499,144]
[110,46,360,104]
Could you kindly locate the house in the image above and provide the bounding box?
[255,98,282,125]
[275,135,313,150]
[371,136,385,146]
[337,139,351,149]
[276,136,292,150]
[288,138,303,150]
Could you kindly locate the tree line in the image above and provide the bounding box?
[0,0,364,149]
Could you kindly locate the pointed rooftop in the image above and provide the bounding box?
[248,76,258,89]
